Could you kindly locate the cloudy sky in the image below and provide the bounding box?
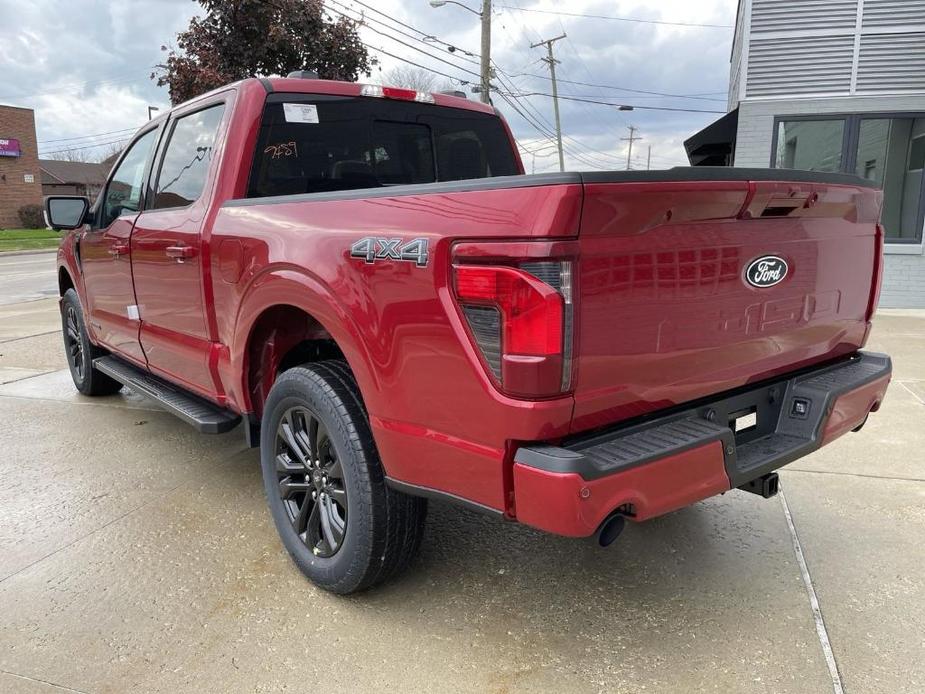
[0,0,736,172]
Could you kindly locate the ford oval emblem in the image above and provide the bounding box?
[745,255,789,288]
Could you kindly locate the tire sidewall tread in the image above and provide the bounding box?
[260,360,425,594]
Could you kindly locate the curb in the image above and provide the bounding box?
[0,248,58,258]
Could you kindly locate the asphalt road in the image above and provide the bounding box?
[0,251,58,306]
[0,282,923,693]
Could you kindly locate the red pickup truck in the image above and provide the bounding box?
[47,75,891,594]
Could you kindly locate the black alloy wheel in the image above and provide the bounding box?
[259,361,428,594]
[60,288,123,396]
[64,304,84,381]
[275,406,349,558]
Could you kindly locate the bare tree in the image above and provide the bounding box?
[384,65,439,92]
[56,147,93,163]
[96,142,125,167]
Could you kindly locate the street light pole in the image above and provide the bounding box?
[430,0,492,104]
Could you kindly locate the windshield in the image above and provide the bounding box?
[247,93,518,198]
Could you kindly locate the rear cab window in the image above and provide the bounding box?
[247,94,518,198]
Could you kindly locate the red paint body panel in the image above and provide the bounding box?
[572,180,881,432]
[513,441,730,537]
[58,76,891,528]
[821,373,890,445]
[211,185,583,508]
[79,214,144,361]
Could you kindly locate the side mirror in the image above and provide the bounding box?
[44,196,90,231]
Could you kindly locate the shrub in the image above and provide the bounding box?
[18,204,45,229]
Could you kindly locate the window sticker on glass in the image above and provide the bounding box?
[283,103,319,124]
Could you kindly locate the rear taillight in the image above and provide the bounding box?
[454,260,574,397]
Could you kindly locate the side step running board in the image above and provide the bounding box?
[93,356,241,434]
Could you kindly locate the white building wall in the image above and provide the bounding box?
[734,95,925,168]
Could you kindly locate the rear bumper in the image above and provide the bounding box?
[513,351,892,537]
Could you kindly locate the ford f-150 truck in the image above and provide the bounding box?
[46,75,892,594]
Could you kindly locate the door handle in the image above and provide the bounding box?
[166,244,197,261]
[108,243,130,257]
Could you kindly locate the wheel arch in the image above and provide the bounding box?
[234,268,378,419]
[58,265,75,297]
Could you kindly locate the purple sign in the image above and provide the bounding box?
[0,138,21,157]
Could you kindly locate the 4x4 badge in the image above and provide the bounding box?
[350,237,429,267]
[745,255,788,288]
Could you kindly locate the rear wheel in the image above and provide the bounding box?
[260,361,427,594]
[60,289,123,396]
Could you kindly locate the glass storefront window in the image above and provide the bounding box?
[772,114,925,244]
[774,120,845,172]
[856,118,925,242]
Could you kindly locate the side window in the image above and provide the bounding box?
[151,104,225,210]
[100,128,158,228]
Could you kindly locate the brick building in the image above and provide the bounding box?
[686,0,925,308]
[0,104,43,229]
[39,159,108,199]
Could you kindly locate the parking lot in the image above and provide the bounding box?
[0,251,923,694]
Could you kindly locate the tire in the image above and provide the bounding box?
[60,289,123,396]
[260,360,427,594]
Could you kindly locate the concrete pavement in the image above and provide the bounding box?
[0,251,58,306]
[0,288,923,693]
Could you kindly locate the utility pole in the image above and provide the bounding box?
[430,0,492,104]
[621,125,641,170]
[646,145,652,171]
[531,33,567,172]
[480,0,491,105]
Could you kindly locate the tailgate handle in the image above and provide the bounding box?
[166,244,196,261]
[759,192,818,218]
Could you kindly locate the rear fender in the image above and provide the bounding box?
[230,265,378,416]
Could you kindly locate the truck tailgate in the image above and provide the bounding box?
[571,174,883,433]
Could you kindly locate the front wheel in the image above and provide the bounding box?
[260,361,427,594]
[60,289,123,396]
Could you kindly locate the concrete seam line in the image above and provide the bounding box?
[0,668,90,693]
[785,468,925,484]
[0,329,61,344]
[0,369,55,386]
[779,486,845,694]
[898,381,925,406]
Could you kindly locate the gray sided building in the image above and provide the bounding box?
[687,0,925,308]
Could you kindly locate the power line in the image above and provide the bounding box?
[504,89,628,167]
[348,0,481,58]
[38,136,131,158]
[516,73,726,102]
[495,5,733,29]
[492,7,628,168]
[493,66,625,168]
[330,0,481,68]
[500,91,726,114]
[38,126,140,145]
[325,3,483,80]
[496,91,624,170]
[360,42,472,84]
